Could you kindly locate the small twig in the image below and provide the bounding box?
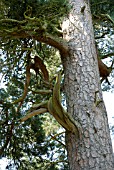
[31,89,52,94]
[20,108,47,122]
[0,18,27,25]
[100,53,114,59]
[100,14,114,24]
[50,134,66,147]
[91,1,107,6]
[95,31,109,39]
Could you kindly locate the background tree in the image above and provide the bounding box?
[0,0,114,169]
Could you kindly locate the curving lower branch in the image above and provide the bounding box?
[48,72,82,138]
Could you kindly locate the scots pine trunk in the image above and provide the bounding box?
[61,0,114,169]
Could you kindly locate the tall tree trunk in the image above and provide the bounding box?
[61,0,114,169]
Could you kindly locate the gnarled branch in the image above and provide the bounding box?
[48,72,81,138]
[0,18,68,55]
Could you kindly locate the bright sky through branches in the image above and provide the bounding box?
[103,92,114,151]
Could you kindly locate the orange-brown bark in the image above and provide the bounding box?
[31,56,49,82]
[97,57,110,77]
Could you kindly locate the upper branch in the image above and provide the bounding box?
[0,18,68,55]
[93,13,114,26]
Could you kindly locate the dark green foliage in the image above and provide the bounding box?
[90,0,114,17]
[0,0,71,37]
[2,0,71,22]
